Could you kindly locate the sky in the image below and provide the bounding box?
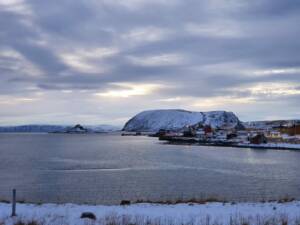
[0,0,300,126]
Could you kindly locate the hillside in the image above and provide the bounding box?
[123,109,243,132]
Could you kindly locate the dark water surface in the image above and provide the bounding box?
[0,133,299,204]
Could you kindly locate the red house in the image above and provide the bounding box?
[204,125,213,134]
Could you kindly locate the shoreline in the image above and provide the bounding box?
[159,137,300,150]
[166,142,300,151]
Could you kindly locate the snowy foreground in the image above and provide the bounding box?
[1,202,300,225]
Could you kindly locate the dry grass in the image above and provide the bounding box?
[134,197,227,205]
[133,195,298,205]
[99,215,300,225]
[1,195,297,206]
[278,197,296,204]
[14,221,41,225]
[2,214,300,225]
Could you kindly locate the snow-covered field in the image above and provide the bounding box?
[1,201,300,225]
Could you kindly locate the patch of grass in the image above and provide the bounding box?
[253,195,297,204]
[14,221,42,225]
[134,197,227,205]
[17,200,26,204]
[98,214,300,225]
[0,214,299,225]
[0,199,10,203]
[277,196,295,204]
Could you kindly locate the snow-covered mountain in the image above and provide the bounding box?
[0,124,120,133]
[123,109,243,132]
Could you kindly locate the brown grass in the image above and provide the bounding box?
[133,195,298,205]
[134,197,228,205]
[3,214,299,225]
[14,221,42,225]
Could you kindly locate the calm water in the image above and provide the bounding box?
[0,133,299,204]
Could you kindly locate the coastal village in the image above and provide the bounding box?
[119,109,300,150]
[154,120,300,149]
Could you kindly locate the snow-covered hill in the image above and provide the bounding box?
[123,109,243,132]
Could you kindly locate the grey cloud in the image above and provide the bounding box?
[1,0,300,124]
[236,0,300,18]
[13,42,68,74]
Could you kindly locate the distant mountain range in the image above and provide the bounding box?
[0,124,120,133]
[123,109,244,132]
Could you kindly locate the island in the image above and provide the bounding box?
[122,109,300,150]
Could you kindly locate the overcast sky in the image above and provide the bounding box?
[1,0,300,126]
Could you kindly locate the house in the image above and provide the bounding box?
[203,125,213,138]
[203,125,213,134]
[237,130,249,136]
[267,131,281,138]
[214,130,228,140]
[278,124,300,136]
[183,126,196,137]
[227,133,237,140]
[250,134,268,144]
[195,129,206,139]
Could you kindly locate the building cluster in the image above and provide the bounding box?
[157,121,300,145]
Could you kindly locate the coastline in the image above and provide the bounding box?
[159,137,300,150]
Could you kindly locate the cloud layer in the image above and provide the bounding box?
[1,0,300,125]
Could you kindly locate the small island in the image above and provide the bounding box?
[51,124,89,133]
[122,109,300,150]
